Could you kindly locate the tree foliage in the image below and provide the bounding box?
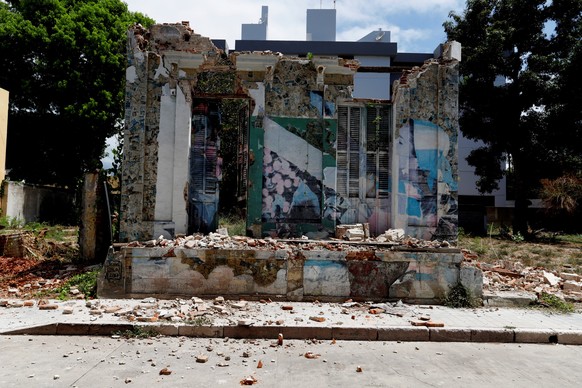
[0,0,154,187]
[444,0,582,233]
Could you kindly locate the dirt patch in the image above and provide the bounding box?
[0,229,90,299]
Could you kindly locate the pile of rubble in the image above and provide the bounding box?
[120,226,453,252]
[464,252,582,302]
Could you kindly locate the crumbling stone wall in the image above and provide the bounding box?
[121,23,229,242]
[120,22,461,243]
[391,42,460,241]
[120,23,357,241]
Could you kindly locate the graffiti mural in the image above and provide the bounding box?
[396,119,458,239]
[262,148,322,223]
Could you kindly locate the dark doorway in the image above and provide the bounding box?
[187,98,250,234]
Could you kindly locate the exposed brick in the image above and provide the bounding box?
[38,304,59,310]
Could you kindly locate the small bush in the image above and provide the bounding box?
[54,269,101,300]
[540,174,582,214]
[443,282,481,308]
[532,292,575,313]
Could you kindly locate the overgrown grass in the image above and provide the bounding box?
[0,219,75,243]
[218,213,246,236]
[558,234,582,245]
[459,225,582,274]
[25,223,69,241]
[0,216,24,230]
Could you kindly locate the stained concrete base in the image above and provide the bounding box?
[98,246,482,305]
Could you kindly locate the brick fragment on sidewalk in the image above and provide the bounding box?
[39,304,58,310]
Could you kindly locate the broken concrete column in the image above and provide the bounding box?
[390,41,460,242]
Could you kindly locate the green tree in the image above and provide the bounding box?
[444,0,582,235]
[0,0,153,187]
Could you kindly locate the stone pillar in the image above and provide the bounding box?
[80,172,99,261]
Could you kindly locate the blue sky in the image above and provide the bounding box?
[122,0,466,53]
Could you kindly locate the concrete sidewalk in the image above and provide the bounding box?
[1,296,581,345]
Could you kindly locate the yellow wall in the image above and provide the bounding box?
[0,88,8,183]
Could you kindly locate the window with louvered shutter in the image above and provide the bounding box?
[337,104,391,200]
[337,106,361,198]
[348,108,361,197]
[366,105,391,198]
[191,112,219,195]
[336,106,349,197]
[237,104,249,201]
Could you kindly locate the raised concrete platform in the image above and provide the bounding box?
[98,246,482,304]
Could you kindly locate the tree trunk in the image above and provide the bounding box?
[511,155,530,237]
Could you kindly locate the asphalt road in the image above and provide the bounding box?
[1,335,580,387]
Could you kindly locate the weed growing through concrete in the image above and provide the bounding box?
[443,282,481,308]
[113,326,159,339]
[185,316,213,326]
[184,315,212,326]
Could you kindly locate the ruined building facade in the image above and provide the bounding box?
[119,23,460,242]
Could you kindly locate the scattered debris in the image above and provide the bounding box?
[240,375,258,385]
[304,352,320,359]
[196,355,209,363]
